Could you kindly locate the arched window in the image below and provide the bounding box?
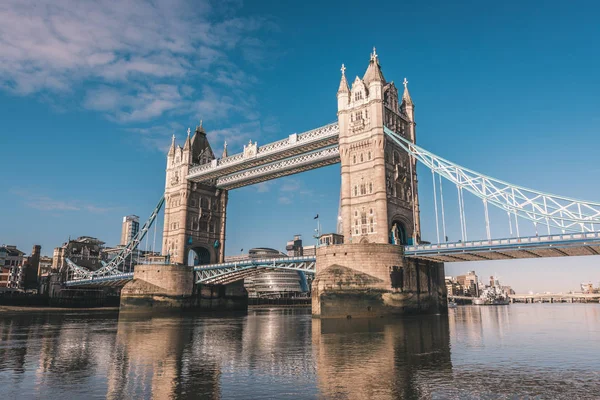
[355,210,358,217]
[353,155,356,164]
[351,114,354,122]
[369,183,373,193]
[360,153,364,162]
[370,217,374,233]
[368,151,371,160]
[360,184,366,195]
[365,109,368,118]
[354,186,358,196]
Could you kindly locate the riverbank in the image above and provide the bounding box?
[0,305,120,314]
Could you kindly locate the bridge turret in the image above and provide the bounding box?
[337,64,350,110]
[163,123,227,266]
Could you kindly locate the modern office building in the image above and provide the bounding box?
[121,215,140,246]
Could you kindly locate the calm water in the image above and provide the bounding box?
[0,305,599,399]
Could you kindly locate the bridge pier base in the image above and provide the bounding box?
[312,244,447,319]
[120,264,247,313]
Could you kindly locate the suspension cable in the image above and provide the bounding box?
[460,186,468,241]
[439,174,447,242]
[152,214,158,254]
[431,168,440,243]
[484,199,491,240]
[457,184,465,242]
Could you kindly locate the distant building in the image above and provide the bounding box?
[53,237,106,279]
[0,245,25,290]
[225,247,306,298]
[456,271,479,297]
[21,245,41,290]
[445,276,462,296]
[121,215,140,246]
[38,256,53,278]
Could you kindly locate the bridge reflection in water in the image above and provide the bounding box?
[1,306,599,399]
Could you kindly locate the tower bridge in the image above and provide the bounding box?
[64,48,600,318]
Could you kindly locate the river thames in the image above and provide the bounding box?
[0,304,598,399]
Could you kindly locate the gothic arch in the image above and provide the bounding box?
[389,214,413,245]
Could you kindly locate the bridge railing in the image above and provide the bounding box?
[405,231,600,252]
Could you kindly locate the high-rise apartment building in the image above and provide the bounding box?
[121,215,140,246]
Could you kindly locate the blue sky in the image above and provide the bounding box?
[1,0,599,292]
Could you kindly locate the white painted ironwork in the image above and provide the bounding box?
[195,256,316,285]
[216,146,340,189]
[385,127,600,233]
[66,196,164,280]
[188,123,339,182]
[405,231,600,262]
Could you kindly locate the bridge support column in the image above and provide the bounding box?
[312,244,447,319]
[120,264,247,313]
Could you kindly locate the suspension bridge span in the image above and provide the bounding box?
[64,49,600,317]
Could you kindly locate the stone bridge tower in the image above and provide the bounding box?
[162,123,227,265]
[312,50,446,319]
[337,48,421,246]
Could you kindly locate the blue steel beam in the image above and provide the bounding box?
[195,256,316,285]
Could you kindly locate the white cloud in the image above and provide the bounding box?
[11,189,112,213]
[278,196,292,205]
[0,0,276,127]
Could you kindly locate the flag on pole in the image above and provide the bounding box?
[314,214,319,219]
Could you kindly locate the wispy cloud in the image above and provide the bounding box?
[0,0,278,139]
[11,189,112,213]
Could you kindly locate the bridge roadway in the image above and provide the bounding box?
[405,231,600,262]
[65,256,316,287]
[64,232,600,287]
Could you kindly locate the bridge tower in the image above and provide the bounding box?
[337,48,421,246]
[312,50,446,318]
[163,122,227,265]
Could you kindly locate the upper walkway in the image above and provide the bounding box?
[405,231,600,262]
[187,123,339,189]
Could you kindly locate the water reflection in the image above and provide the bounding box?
[313,316,452,399]
[0,305,599,399]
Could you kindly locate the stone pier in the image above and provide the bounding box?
[120,264,247,313]
[312,243,447,318]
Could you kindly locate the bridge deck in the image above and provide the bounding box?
[405,232,600,262]
[65,272,134,287]
[187,123,339,184]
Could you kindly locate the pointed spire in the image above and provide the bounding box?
[222,141,228,158]
[183,127,191,150]
[337,63,350,94]
[363,47,385,86]
[195,119,206,135]
[168,134,176,155]
[402,77,413,105]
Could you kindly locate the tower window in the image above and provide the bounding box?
[369,182,373,193]
[354,186,358,196]
[360,184,366,195]
[360,153,364,162]
[353,155,356,164]
[368,151,371,160]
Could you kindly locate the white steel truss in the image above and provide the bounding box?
[66,196,165,280]
[188,123,339,183]
[216,146,340,189]
[195,256,316,285]
[385,127,600,233]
